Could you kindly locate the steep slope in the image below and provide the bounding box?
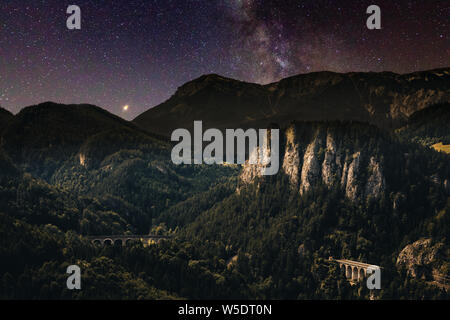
[0,107,13,133]
[0,102,165,179]
[133,74,270,136]
[134,68,449,136]
[0,147,155,234]
[182,121,449,284]
[240,122,390,202]
[0,102,239,228]
[396,102,450,146]
[239,121,449,203]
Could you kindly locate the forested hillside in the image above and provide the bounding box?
[0,92,448,299]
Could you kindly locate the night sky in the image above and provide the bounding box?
[1,0,448,119]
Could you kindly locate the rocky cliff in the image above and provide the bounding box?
[396,238,449,280]
[239,123,387,202]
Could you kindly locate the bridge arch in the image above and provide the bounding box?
[359,268,365,281]
[352,266,358,280]
[125,238,139,246]
[104,238,113,246]
[114,239,123,246]
[346,265,352,278]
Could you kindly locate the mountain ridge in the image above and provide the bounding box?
[0,101,168,180]
[133,67,449,136]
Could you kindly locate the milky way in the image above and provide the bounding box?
[0,0,448,119]
[226,0,449,83]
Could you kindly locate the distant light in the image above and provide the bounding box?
[123,105,129,111]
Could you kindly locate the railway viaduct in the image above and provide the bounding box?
[87,234,171,246]
[330,258,381,282]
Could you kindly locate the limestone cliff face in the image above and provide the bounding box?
[282,126,300,188]
[299,130,322,195]
[239,146,263,186]
[239,124,386,202]
[364,157,386,199]
[342,152,362,201]
[238,131,273,191]
[321,131,342,187]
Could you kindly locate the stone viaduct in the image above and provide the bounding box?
[87,234,171,247]
[330,258,381,282]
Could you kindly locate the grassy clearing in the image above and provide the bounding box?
[432,142,450,154]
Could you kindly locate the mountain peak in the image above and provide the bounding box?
[173,73,261,99]
[0,106,13,116]
[27,101,99,112]
[190,73,237,83]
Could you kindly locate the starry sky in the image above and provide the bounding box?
[0,0,448,119]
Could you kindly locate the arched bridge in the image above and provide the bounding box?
[330,258,381,282]
[87,235,171,247]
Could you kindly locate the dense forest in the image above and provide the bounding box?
[0,101,449,300]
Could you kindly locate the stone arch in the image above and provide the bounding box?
[352,266,358,280]
[346,265,352,278]
[359,268,365,281]
[104,238,113,246]
[93,239,101,246]
[114,239,123,246]
[125,238,138,246]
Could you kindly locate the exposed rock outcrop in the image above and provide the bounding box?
[342,152,362,201]
[239,146,263,186]
[238,131,274,191]
[299,130,322,195]
[396,238,448,280]
[282,125,300,188]
[79,153,87,166]
[364,157,386,199]
[240,124,387,202]
[321,130,342,187]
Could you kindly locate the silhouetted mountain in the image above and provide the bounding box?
[0,102,166,179]
[0,106,13,133]
[133,68,449,136]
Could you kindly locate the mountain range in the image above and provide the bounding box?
[133,68,449,136]
[0,68,449,300]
